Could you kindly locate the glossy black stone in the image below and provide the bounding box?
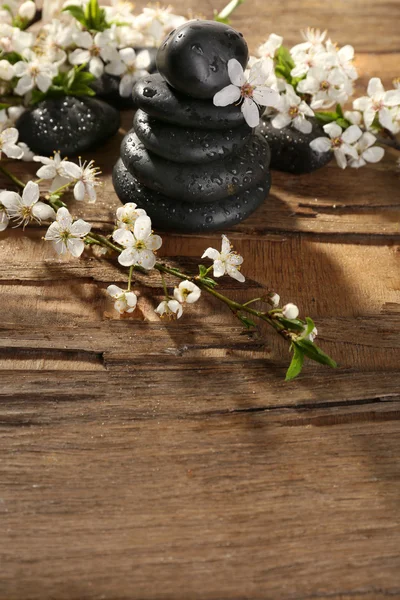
[16,96,120,156]
[132,73,245,129]
[257,117,332,174]
[134,109,252,164]
[113,158,270,232]
[120,130,270,203]
[90,47,158,109]
[156,20,248,99]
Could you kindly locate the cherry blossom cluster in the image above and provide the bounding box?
[0,0,186,102]
[214,28,400,169]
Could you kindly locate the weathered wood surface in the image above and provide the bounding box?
[1,1,400,598]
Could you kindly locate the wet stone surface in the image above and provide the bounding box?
[134,109,252,164]
[156,20,248,99]
[17,96,120,156]
[258,117,332,174]
[120,129,271,203]
[132,74,245,129]
[113,158,270,233]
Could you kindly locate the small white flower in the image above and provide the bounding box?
[299,27,327,49]
[14,50,58,96]
[310,122,362,169]
[290,45,335,79]
[0,181,55,227]
[202,234,245,282]
[63,158,101,203]
[302,325,318,342]
[379,105,400,135]
[155,299,183,319]
[271,83,314,134]
[113,215,162,269]
[44,206,91,257]
[325,40,358,81]
[297,66,352,109]
[18,0,36,21]
[213,58,281,128]
[348,132,384,169]
[34,151,77,192]
[353,78,400,130]
[173,280,201,304]
[0,59,15,81]
[69,30,118,78]
[105,47,151,97]
[0,201,9,232]
[106,284,137,314]
[116,202,147,231]
[282,303,299,320]
[257,33,283,59]
[268,292,280,308]
[135,6,186,46]
[0,127,24,160]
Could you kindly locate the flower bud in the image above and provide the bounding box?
[18,0,36,21]
[282,303,299,320]
[268,292,280,308]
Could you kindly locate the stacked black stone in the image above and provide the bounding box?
[112,20,272,233]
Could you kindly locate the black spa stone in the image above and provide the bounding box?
[16,96,120,156]
[156,20,248,99]
[132,73,245,129]
[113,158,270,232]
[257,117,332,174]
[120,130,270,203]
[134,109,252,164]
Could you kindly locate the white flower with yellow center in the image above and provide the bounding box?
[14,50,57,96]
[0,127,24,159]
[116,202,147,231]
[106,285,138,314]
[173,281,201,304]
[105,48,151,97]
[310,122,362,169]
[113,215,162,269]
[271,84,314,134]
[44,207,91,257]
[69,30,118,78]
[155,299,183,319]
[0,181,55,228]
[202,234,245,282]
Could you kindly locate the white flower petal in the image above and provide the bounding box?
[67,237,85,257]
[32,202,56,221]
[367,77,384,99]
[342,124,362,144]
[213,84,241,107]
[134,215,152,241]
[36,164,57,179]
[22,181,40,206]
[113,228,134,247]
[362,146,384,163]
[253,87,281,108]
[271,112,292,129]
[323,122,342,138]
[56,207,73,229]
[293,116,312,134]
[310,137,332,153]
[73,180,85,201]
[137,249,156,269]
[213,259,226,278]
[118,248,136,266]
[228,58,246,86]
[241,98,260,128]
[201,247,220,260]
[36,73,52,93]
[44,220,61,241]
[107,284,124,298]
[333,148,347,169]
[70,219,91,237]
[226,264,245,282]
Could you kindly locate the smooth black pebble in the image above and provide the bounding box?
[134,109,252,164]
[120,129,270,203]
[132,73,245,129]
[156,20,248,99]
[257,117,332,174]
[16,96,120,156]
[113,158,270,233]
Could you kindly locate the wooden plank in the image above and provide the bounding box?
[1,412,400,600]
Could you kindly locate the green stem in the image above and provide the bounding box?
[50,180,75,196]
[0,163,25,189]
[127,265,134,291]
[89,232,123,253]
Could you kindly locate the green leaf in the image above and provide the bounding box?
[237,314,257,329]
[0,102,11,110]
[2,51,23,64]
[76,71,96,84]
[336,103,344,118]
[314,111,338,124]
[69,84,96,96]
[303,316,315,338]
[296,339,337,368]
[336,117,350,129]
[62,5,87,26]
[198,265,208,277]
[285,345,304,381]
[276,316,305,333]
[275,46,295,71]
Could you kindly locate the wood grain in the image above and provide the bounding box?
[1,0,400,598]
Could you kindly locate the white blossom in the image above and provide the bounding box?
[202,234,245,282]
[0,201,9,232]
[271,83,314,134]
[173,280,201,304]
[44,206,91,257]
[34,151,77,192]
[18,0,36,21]
[213,58,281,128]
[0,24,33,54]
[135,6,186,46]
[379,105,400,135]
[14,50,57,96]
[282,303,299,320]
[155,298,183,319]
[310,122,362,169]
[116,202,147,231]
[290,45,335,79]
[0,181,55,227]
[17,142,34,161]
[0,128,24,160]
[0,60,15,81]
[302,325,318,342]
[348,132,384,169]
[106,284,137,314]
[63,158,101,203]
[297,66,352,109]
[105,47,151,97]
[113,215,162,269]
[69,30,118,78]
[257,33,283,59]
[353,78,400,130]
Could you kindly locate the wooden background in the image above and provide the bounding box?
[1,1,400,598]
